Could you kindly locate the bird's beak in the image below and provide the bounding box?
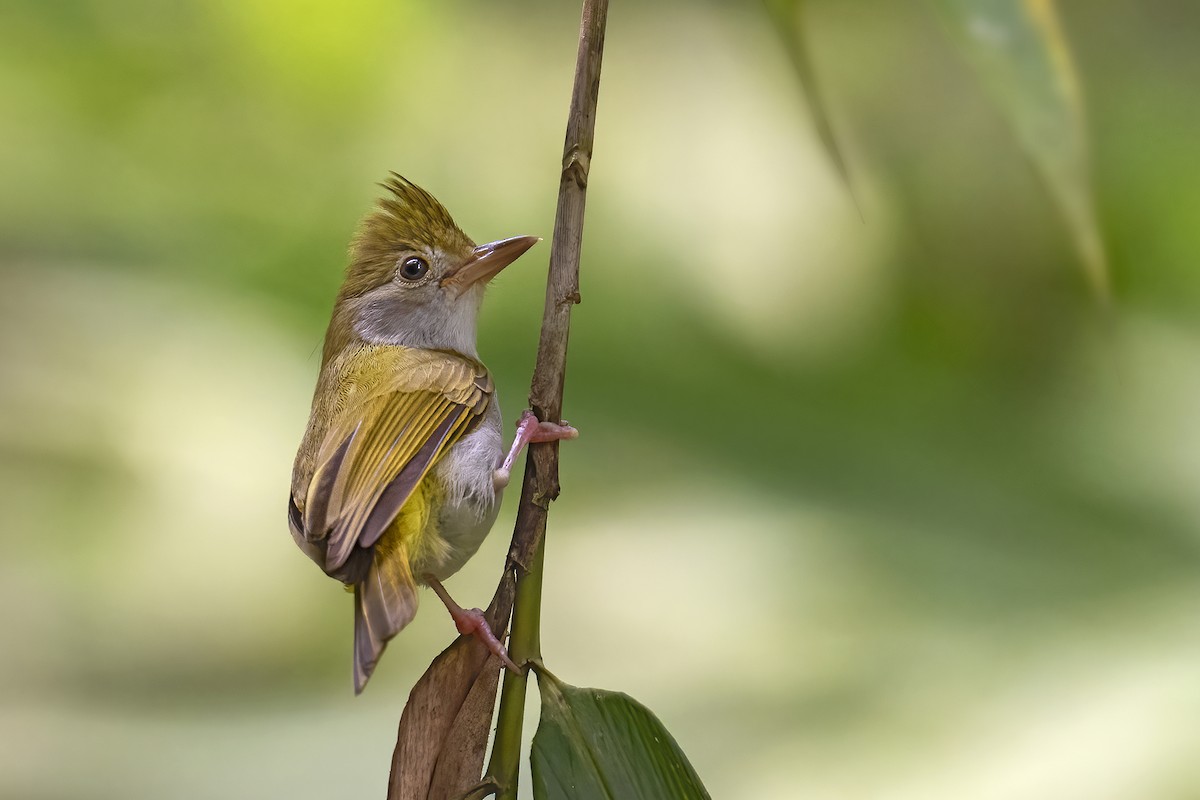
[441,235,540,294]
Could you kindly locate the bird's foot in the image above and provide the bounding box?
[426,576,520,672]
[451,606,521,673]
[493,410,578,489]
[520,410,579,444]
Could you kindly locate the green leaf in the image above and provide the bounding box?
[530,673,711,800]
[762,0,856,200]
[931,0,1109,301]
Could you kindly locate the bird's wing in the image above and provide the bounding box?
[292,346,493,581]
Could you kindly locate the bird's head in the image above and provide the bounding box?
[326,173,538,361]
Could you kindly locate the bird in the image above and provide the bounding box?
[288,173,577,693]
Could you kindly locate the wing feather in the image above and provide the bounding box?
[294,346,492,579]
[303,427,356,539]
[333,395,454,545]
[358,411,463,549]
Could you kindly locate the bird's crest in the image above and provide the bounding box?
[342,173,474,298]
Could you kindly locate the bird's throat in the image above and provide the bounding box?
[347,289,483,358]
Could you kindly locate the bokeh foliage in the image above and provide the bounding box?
[2,1,1199,798]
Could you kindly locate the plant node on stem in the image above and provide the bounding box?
[482,1,609,798]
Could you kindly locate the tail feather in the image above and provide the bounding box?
[353,550,419,694]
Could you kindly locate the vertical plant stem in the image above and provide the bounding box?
[485,1,608,797]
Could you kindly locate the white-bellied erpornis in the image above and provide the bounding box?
[289,174,576,693]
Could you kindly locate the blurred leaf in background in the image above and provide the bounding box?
[932,0,1110,299]
[1,1,1199,799]
[761,0,856,198]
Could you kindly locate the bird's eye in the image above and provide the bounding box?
[398,256,429,281]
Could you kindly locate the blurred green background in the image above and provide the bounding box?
[2,1,1199,798]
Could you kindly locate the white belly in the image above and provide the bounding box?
[425,403,504,581]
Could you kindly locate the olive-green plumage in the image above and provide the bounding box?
[289,174,538,693]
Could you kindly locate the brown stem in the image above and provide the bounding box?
[484,1,609,798]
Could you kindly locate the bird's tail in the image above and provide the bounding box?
[353,546,418,694]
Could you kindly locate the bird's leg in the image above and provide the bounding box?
[425,575,520,672]
[493,410,578,489]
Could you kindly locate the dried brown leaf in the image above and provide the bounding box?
[387,575,515,800]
